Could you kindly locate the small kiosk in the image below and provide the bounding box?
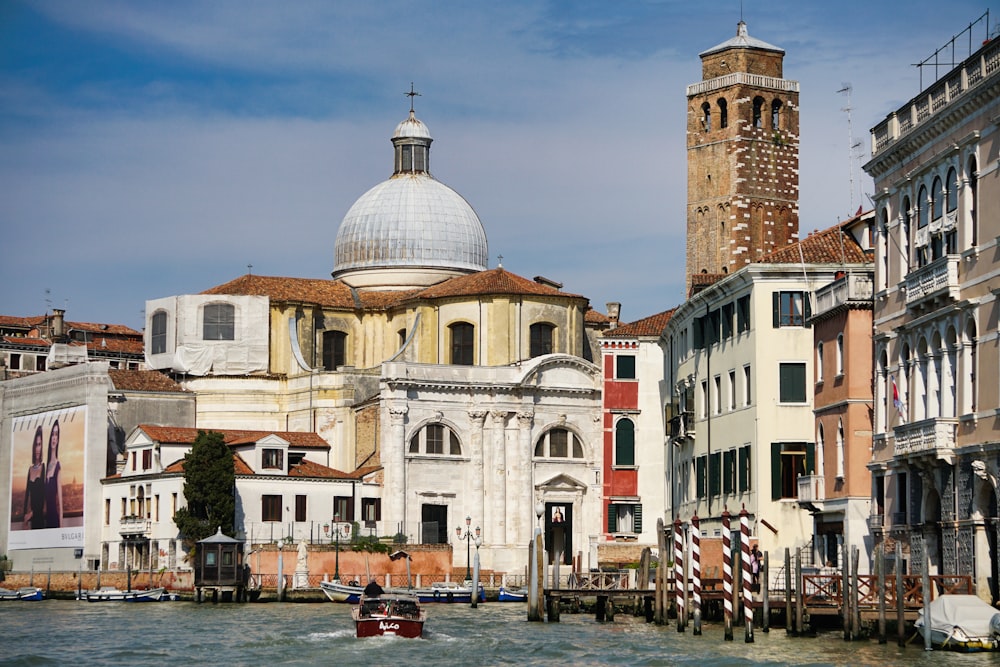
[195,528,248,603]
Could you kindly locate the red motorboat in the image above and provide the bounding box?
[352,593,426,638]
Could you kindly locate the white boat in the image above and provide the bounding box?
[0,586,44,601]
[83,586,165,602]
[320,579,364,603]
[914,594,1000,651]
[352,592,426,638]
[412,580,484,604]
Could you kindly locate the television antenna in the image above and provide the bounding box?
[837,83,862,215]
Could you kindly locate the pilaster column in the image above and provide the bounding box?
[468,409,488,540]
[387,404,408,536]
[518,411,534,543]
[491,411,510,544]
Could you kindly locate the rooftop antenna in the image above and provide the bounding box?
[247,263,253,275]
[405,82,421,113]
[837,83,861,215]
[44,288,52,315]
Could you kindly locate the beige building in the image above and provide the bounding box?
[864,31,1000,600]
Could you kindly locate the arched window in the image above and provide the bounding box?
[917,185,929,228]
[449,322,474,365]
[901,195,912,273]
[203,303,235,341]
[836,333,844,376]
[752,97,764,128]
[530,322,554,358]
[322,330,347,370]
[534,428,584,458]
[771,99,782,129]
[879,208,889,289]
[816,422,825,478]
[816,341,824,383]
[614,418,635,467]
[946,167,958,213]
[718,98,728,128]
[408,423,462,456]
[968,156,978,246]
[151,311,168,355]
[931,176,943,220]
[836,419,845,479]
[701,102,711,131]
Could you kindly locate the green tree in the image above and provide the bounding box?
[173,430,236,550]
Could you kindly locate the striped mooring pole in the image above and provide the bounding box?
[674,517,685,632]
[722,506,733,641]
[691,514,702,635]
[741,504,755,643]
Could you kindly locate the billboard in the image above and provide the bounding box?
[8,406,86,549]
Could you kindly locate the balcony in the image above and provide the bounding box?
[867,514,884,531]
[812,272,874,320]
[893,417,958,459]
[120,516,151,537]
[904,255,960,309]
[797,475,826,504]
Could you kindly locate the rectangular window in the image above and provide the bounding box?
[616,355,636,379]
[713,375,721,414]
[154,494,159,522]
[262,495,282,522]
[692,318,704,350]
[142,449,152,470]
[709,309,721,345]
[779,362,807,403]
[773,291,811,328]
[362,498,382,525]
[743,364,752,406]
[721,303,734,339]
[728,370,737,410]
[700,380,708,419]
[723,449,736,494]
[104,499,111,525]
[151,311,167,355]
[426,424,444,454]
[737,295,751,333]
[607,503,642,534]
[709,452,722,496]
[171,493,177,517]
[334,496,354,522]
[770,442,814,500]
[322,330,347,370]
[450,323,475,365]
[530,323,554,358]
[262,448,284,470]
[696,456,707,498]
[203,303,235,340]
[738,445,751,492]
[295,495,307,522]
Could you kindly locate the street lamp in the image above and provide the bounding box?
[333,513,341,582]
[456,516,479,583]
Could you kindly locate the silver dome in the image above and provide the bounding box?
[333,109,488,287]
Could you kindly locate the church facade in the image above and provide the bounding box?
[143,107,606,574]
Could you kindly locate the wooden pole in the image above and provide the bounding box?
[922,551,932,651]
[528,531,543,622]
[842,543,851,640]
[761,551,770,632]
[655,518,665,625]
[740,506,754,643]
[692,514,702,635]
[851,545,860,640]
[674,518,685,632]
[877,545,887,644]
[795,549,803,635]
[723,508,733,641]
[784,548,792,634]
[895,541,905,647]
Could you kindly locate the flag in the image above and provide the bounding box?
[891,375,905,422]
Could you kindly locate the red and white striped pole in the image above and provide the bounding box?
[722,507,733,641]
[674,517,685,632]
[691,514,702,635]
[741,504,755,643]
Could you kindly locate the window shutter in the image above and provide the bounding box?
[738,446,749,492]
[803,292,812,328]
[693,318,704,349]
[771,442,782,500]
[633,504,643,533]
[806,441,815,476]
[710,452,722,496]
[607,504,617,533]
[772,292,780,327]
[696,457,706,498]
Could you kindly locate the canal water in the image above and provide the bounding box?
[0,600,991,666]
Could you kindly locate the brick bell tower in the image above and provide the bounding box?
[685,21,800,295]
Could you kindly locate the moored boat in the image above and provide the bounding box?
[83,586,165,602]
[413,580,484,604]
[352,593,426,638]
[0,586,44,601]
[497,586,527,602]
[320,579,364,603]
[914,594,1000,651]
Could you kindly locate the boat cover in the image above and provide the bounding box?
[914,595,1000,641]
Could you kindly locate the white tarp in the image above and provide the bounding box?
[915,594,1000,642]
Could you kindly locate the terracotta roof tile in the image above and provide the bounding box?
[606,308,676,337]
[408,268,585,301]
[759,220,869,265]
[289,459,353,479]
[585,308,611,324]
[108,370,187,393]
[138,425,331,449]
[66,321,142,337]
[202,274,359,309]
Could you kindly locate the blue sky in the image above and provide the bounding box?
[2,1,997,329]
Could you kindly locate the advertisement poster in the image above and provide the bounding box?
[8,406,86,549]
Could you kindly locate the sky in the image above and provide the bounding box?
[2,1,998,331]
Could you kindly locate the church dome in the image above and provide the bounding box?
[333,109,489,289]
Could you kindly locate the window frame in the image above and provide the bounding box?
[616,354,636,379]
[614,418,635,467]
[529,322,555,358]
[779,362,807,404]
[322,330,348,370]
[449,322,475,365]
[262,495,282,522]
[151,311,168,355]
[203,303,235,341]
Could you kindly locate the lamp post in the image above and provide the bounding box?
[333,513,341,582]
[456,516,479,583]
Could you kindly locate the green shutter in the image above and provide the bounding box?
[772,292,780,328]
[738,446,749,492]
[710,452,722,496]
[696,457,706,498]
[803,292,812,328]
[633,504,643,533]
[607,504,617,533]
[693,318,704,349]
[806,441,815,476]
[771,442,782,500]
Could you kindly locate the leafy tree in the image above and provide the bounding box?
[173,430,236,550]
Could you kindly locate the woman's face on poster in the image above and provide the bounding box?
[48,422,60,458]
[32,429,44,464]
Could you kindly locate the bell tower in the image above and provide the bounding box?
[685,21,800,294]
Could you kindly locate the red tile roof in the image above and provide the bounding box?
[759,220,869,265]
[138,425,331,449]
[108,370,187,393]
[585,308,611,324]
[202,274,359,308]
[605,308,676,338]
[409,268,584,301]
[289,458,353,479]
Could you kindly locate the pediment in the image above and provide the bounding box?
[537,473,587,493]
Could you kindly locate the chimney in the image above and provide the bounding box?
[606,302,621,330]
[51,309,66,340]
